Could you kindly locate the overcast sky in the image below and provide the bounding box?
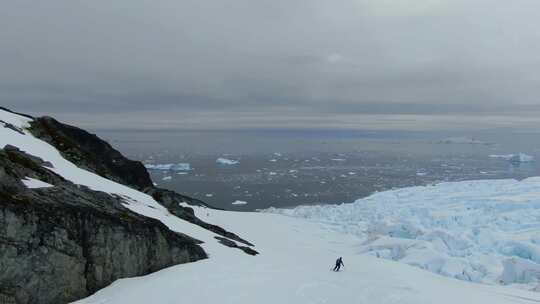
[2,0,540,131]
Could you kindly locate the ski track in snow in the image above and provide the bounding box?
[2,109,540,303]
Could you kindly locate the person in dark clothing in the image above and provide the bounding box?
[333,257,345,271]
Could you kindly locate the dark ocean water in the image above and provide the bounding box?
[94,128,540,211]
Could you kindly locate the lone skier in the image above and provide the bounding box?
[333,257,345,272]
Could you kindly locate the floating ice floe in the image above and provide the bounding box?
[231,200,248,205]
[436,137,490,145]
[489,153,534,163]
[145,163,191,171]
[216,158,239,165]
[416,171,428,176]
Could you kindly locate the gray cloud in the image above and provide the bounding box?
[2,0,540,130]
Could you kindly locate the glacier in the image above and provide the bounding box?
[265,178,540,289]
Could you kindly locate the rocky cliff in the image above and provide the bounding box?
[0,144,207,304]
[28,115,253,246]
[0,108,254,304]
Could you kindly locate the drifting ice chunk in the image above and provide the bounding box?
[489,153,534,163]
[231,200,248,205]
[511,153,534,163]
[145,163,191,171]
[216,158,239,165]
[437,137,488,145]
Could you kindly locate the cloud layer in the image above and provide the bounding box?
[2,0,540,130]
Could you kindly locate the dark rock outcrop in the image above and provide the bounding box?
[28,115,256,249]
[147,187,254,247]
[29,116,153,190]
[214,237,259,256]
[0,146,207,304]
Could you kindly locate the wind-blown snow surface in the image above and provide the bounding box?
[3,109,540,303]
[266,179,540,289]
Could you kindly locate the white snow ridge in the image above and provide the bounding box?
[21,177,54,189]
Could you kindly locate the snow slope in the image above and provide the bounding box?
[3,108,540,303]
[76,206,540,304]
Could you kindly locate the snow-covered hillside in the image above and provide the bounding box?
[77,205,540,304]
[3,108,540,303]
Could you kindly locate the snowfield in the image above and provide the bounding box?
[2,109,540,303]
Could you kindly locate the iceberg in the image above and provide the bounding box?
[231,200,248,205]
[436,137,490,145]
[216,157,239,165]
[489,153,534,163]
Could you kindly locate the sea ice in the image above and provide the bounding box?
[145,163,191,171]
[216,158,239,165]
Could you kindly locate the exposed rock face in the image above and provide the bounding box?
[0,146,207,304]
[147,187,255,246]
[28,115,256,248]
[29,116,153,190]
[214,237,259,256]
[0,108,258,303]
